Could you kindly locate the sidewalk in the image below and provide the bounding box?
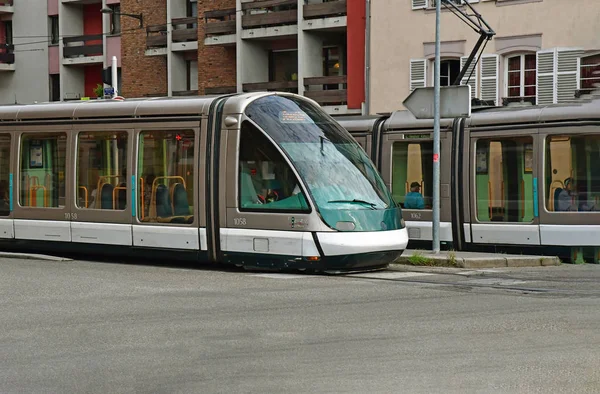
[393,249,561,269]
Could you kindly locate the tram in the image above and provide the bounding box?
[337,96,600,262]
[0,92,408,272]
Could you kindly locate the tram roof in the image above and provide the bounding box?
[0,96,221,122]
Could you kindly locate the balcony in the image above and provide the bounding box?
[243,80,298,93]
[62,34,103,65]
[0,0,13,13]
[303,0,346,31]
[303,0,346,19]
[204,86,237,95]
[0,44,15,71]
[172,90,199,96]
[172,17,198,51]
[204,8,236,46]
[304,75,347,105]
[242,0,298,39]
[146,24,167,56]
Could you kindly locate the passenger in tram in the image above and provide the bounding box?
[404,182,425,209]
[556,177,577,211]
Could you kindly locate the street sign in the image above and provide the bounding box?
[104,87,115,96]
[403,85,472,119]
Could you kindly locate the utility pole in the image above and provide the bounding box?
[432,0,441,254]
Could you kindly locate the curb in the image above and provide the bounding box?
[0,252,73,262]
[393,252,561,269]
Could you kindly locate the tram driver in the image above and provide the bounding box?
[404,181,425,210]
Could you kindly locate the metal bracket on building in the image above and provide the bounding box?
[440,0,496,87]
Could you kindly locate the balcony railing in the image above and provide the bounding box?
[242,0,298,29]
[172,17,198,43]
[303,0,346,19]
[205,86,237,95]
[243,80,298,92]
[304,75,347,105]
[173,90,199,96]
[0,44,14,64]
[204,8,236,36]
[63,34,103,58]
[146,24,167,48]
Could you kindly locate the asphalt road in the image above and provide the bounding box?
[0,257,599,393]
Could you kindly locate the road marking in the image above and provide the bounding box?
[466,278,528,286]
[347,271,435,279]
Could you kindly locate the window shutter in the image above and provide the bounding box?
[460,56,477,99]
[556,48,583,103]
[480,54,498,105]
[536,49,556,105]
[412,0,427,9]
[410,59,427,91]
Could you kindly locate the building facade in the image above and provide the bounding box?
[369,0,600,114]
[121,0,367,116]
[0,1,49,105]
[0,0,122,105]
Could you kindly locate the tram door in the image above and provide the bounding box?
[381,130,454,244]
[468,131,541,246]
[132,126,203,253]
[0,133,13,239]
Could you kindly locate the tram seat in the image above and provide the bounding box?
[240,162,261,207]
[100,183,115,209]
[549,180,565,212]
[155,184,172,218]
[169,183,193,224]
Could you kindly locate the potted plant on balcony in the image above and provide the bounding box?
[93,84,104,99]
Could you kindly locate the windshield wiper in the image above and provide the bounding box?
[327,199,377,209]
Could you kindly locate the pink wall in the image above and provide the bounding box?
[48,46,59,74]
[47,0,58,16]
[106,36,122,67]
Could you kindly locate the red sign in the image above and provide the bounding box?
[433,154,439,162]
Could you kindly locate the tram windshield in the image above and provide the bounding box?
[245,95,402,231]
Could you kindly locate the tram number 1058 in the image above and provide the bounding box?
[234,217,247,226]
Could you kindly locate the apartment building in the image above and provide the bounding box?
[0,0,122,105]
[0,1,49,105]
[121,0,367,116]
[369,0,600,114]
[57,0,121,101]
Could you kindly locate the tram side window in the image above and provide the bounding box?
[19,134,67,208]
[137,130,195,224]
[0,135,10,216]
[76,131,128,210]
[475,137,534,222]
[238,121,309,212]
[545,135,600,212]
[391,141,432,210]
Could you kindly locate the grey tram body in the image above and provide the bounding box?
[0,92,408,272]
[338,97,600,256]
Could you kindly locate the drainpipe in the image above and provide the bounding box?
[364,0,371,115]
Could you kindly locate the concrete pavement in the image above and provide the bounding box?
[394,249,561,269]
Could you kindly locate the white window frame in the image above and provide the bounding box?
[579,52,600,94]
[429,58,461,87]
[504,53,537,102]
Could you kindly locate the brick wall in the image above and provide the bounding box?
[121,0,168,97]
[197,0,237,94]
